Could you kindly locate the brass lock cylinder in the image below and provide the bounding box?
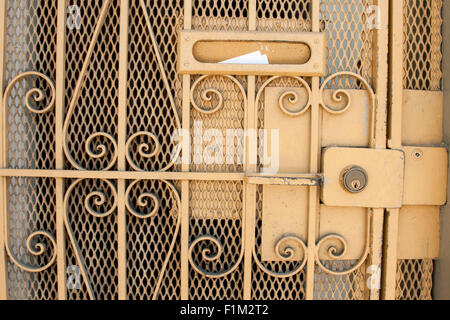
[341,166,368,193]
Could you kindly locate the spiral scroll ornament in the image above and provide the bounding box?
[2,72,57,273]
[253,235,308,278]
[190,75,248,115]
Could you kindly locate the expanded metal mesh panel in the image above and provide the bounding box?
[192,0,249,31]
[65,179,118,300]
[4,0,56,169]
[127,0,183,172]
[252,186,306,300]
[2,0,440,302]
[189,181,244,299]
[256,0,311,32]
[3,0,58,300]
[396,259,433,300]
[187,1,246,300]
[126,180,180,300]
[320,0,374,88]
[314,261,367,300]
[125,1,184,300]
[64,0,119,171]
[6,177,57,300]
[403,0,442,91]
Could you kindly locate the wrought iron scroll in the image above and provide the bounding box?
[2,72,57,273]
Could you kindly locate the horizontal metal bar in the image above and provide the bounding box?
[0,169,324,186]
[245,173,322,186]
[0,169,245,181]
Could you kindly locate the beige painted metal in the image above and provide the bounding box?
[178,30,326,76]
[402,91,443,146]
[0,0,7,300]
[397,206,440,259]
[403,147,448,205]
[245,174,321,186]
[319,206,367,260]
[322,90,372,147]
[322,148,405,208]
[0,0,445,301]
[55,0,67,300]
[384,0,445,301]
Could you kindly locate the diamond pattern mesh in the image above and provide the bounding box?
[189,181,244,299]
[127,0,183,172]
[314,261,367,300]
[192,0,249,31]
[6,177,57,300]
[65,179,118,300]
[4,0,58,300]
[257,0,311,32]
[126,180,180,300]
[403,0,443,90]
[64,0,119,171]
[320,0,374,88]
[1,0,441,301]
[396,259,433,300]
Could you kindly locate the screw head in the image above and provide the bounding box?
[412,149,423,160]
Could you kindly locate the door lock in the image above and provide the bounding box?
[342,166,368,193]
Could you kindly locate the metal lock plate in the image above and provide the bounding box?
[321,147,405,208]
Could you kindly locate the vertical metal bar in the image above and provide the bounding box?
[0,0,8,300]
[368,0,390,301]
[243,0,257,300]
[383,0,404,300]
[180,0,192,300]
[117,0,130,300]
[305,0,321,300]
[372,0,389,151]
[430,0,443,91]
[55,0,68,300]
[387,0,404,150]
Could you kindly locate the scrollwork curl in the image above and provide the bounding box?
[125,179,161,219]
[253,235,308,279]
[125,132,162,172]
[256,76,312,118]
[64,179,118,299]
[189,235,244,279]
[315,213,371,276]
[4,231,57,273]
[319,71,375,116]
[190,75,247,115]
[2,71,56,115]
[124,179,181,299]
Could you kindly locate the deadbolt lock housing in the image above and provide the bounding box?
[321,147,448,208]
[341,166,368,193]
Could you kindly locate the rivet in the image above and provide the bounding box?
[412,149,423,160]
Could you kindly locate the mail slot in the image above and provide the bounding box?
[178,30,326,76]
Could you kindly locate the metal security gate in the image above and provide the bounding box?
[0,0,446,300]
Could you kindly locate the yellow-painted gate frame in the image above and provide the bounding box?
[0,0,444,300]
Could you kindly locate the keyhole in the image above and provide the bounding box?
[351,180,361,190]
